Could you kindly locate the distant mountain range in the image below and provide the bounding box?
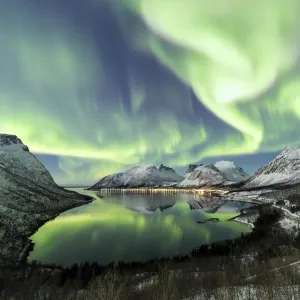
[0,134,90,266]
[90,147,300,190]
[90,161,250,190]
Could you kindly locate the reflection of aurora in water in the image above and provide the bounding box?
[28,190,251,267]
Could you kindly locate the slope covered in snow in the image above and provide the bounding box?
[177,164,229,188]
[89,164,184,189]
[243,146,300,188]
[214,161,249,183]
[0,134,91,266]
[178,161,248,188]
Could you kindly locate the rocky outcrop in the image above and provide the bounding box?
[0,134,29,151]
[0,134,91,267]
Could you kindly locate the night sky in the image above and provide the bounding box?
[1,0,300,185]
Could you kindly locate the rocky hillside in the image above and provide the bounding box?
[89,164,184,189]
[0,134,91,267]
[243,147,300,189]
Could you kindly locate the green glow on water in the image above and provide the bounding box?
[28,191,251,266]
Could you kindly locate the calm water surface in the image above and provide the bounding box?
[28,189,252,266]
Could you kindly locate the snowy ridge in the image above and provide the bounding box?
[244,146,300,188]
[177,164,230,188]
[89,164,184,189]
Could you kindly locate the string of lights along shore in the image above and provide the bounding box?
[96,188,228,195]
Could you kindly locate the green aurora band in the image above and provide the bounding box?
[1,0,300,184]
[120,0,300,157]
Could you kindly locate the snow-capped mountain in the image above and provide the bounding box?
[0,134,90,266]
[178,161,249,188]
[213,161,249,183]
[89,164,184,189]
[243,146,300,188]
[177,164,229,188]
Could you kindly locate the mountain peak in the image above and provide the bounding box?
[280,146,300,159]
[89,164,183,189]
[0,134,29,151]
[178,161,249,188]
[185,164,201,174]
[243,146,300,188]
[178,164,228,188]
[213,160,249,183]
[158,164,176,173]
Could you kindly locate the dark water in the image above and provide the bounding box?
[28,189,252,267]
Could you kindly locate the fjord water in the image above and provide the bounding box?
[28,189,251,267]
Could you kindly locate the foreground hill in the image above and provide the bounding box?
[243,147,300,189]
[0,134,91,266]
[178,161,249,188]
[89,164,184,189]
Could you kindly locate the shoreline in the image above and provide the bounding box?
[17,196,94,267]
[20,194,254,269]
[11,188,282,273]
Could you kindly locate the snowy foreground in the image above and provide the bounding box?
[0,134,90,267]
[182,285,300,300]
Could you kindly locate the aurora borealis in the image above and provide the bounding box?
[1,0,300,185]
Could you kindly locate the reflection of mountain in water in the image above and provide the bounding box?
[216,201,253,213]
[29,190,252,267]
[188,197,223,212]
[188,198,252,214]
[99,193,178,214]
[106,193,252,216]
[129,204,175,214]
